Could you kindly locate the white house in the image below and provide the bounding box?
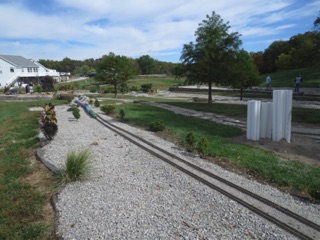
[0,54,61,88]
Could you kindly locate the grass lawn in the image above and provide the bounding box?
[0,100,63,239]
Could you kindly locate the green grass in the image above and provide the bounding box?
[0,99,64,240]
[259,67,320,88]
[113,103,320,201]
[160,101,320,125]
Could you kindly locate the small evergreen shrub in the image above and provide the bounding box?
[67,106,80,113]
[73,110,80,119]
[186,132,196,148]
[94,99,100,107]
[149,120,165,132]
[61,149,92,183]
[119,109,125,122]
[197,137,210,156]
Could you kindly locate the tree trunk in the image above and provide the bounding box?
[114,84,118,98]
[208,82,212,104]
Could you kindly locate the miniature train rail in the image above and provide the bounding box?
[94,113,320,240]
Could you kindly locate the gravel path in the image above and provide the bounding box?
[41,104,320,239]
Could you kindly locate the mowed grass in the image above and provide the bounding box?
[0,100,63,239]
[162,101,320,125]
[259,67,320,88]
[113,102,320,201]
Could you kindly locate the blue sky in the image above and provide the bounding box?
[0,0,319,63]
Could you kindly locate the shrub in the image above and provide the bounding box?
[73,110,80,119]
[33,85,42,93]
[100,105,115,115]
[40,103,58,140]
[90,86,99,93]
[140,83,153,93]
[94,99,100,107]
[186,132,196,148]
[42,121,58,140]
[61,149,92,183]
[129,86,139,91]
[67,106,80,113]
[149,120,165,132]
[197,137,210,156]
[119,109,125,122]
[41,76,55,92]
[58,83,74,91]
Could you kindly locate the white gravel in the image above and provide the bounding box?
[41,103,320,240]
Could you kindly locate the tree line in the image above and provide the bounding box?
[39,54,179,77]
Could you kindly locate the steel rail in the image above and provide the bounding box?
[95,114,319,240]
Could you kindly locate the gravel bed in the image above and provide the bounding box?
[41,104,320,239]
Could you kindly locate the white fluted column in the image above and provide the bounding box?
[247,100,261,141]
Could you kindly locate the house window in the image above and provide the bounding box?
[0,67,2,74]
[28,68,32,72]
[34,68,38,72]
[10,67,14,72]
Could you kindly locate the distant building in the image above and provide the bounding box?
[0,54,61,87]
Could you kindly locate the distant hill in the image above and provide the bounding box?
[259,68,320,88]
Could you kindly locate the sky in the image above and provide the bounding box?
[0,0,319,63]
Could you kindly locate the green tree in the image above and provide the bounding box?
[136,55,156,74]
[314,11,320,32]
[230,50,259,100]
[180,12,242,103]
[97,52,137,98]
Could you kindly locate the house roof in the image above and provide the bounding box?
[0,54,38,68]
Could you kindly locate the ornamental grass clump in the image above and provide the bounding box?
[61,149,92,183]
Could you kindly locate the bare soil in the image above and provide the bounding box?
[231,126,320,168]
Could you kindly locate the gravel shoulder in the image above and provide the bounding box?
[41,104,320,239]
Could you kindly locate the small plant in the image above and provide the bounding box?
[119,109,125,122]
[140,83,153,93]
[197,137,210,156]
[149,120,165,132]
[100,105,115,115]
[40,103,58,140]
[67,106,79,113]
[60,149,92,183]
[94,99,100,107]
[73,110,80,119]
[185,132,196,149]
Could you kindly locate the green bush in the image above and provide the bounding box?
[149,120,165,132]
[67,106,80,113]
[119,109,125,122]
[33,85,42,93]
[186,132,196,148]
[73,110,80,119]
[61,149,92,183]
[58,83,73,91]
[140,83,153,93]
[90,86,99,93]
[100,105,115,115]
[197,137,210,156]
[94,99,100,107]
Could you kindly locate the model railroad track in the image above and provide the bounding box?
[96,114,320,240]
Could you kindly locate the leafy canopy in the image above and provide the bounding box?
[180,12,244,103]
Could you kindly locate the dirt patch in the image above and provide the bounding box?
[232,132,320,167]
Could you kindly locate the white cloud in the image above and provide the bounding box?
[0,0,318,61]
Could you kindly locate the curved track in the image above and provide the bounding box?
[95,114,320,240]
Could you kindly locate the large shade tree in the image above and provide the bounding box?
[180,12,242,103]
[97,52,137,98]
